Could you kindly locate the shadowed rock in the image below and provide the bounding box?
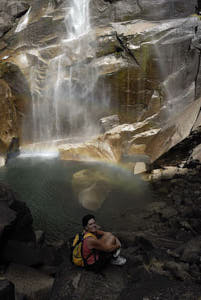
[5,263,54,300]
[0,279,15,300]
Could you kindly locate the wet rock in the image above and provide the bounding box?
[123,248,144,266]
[179,221,195,234]
[2,240,58,266]
[189,263,201,279]
[147,97,201,163]
[117,231,154,252]
[6,137,20,163]
[189,144,201,163]
[99,114,120,133]
[0,12,12,38]
[146,201,167,215]
[59,116,158,162]
[160,207,178,220]
[0,184,22,244]
[5,263,54,300]
[0,279,15,300]
[164,261,190,281]
[1,12,199,165]
[135,234,154,251]
[8,199,35,242]
[7,1,29,18]
[0,78,18,152]
[133,162,147,174]
[90,0,196,25]
[59,136,121,162]
[0,201,16,242]
[50,261,127,300]
[116,231,140,248]
[141,0,196,20]
[151,167,188,181]
[181,237,201,263]
[118,269,175,300]
[0,156,5,167]
[35,230,45,246]
[0,62,31,156]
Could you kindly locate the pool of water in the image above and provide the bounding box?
[0,157,151,241]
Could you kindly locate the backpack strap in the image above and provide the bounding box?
[83,232,97,240]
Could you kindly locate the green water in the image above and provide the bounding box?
[0,157,151,241]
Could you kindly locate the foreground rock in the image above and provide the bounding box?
[5,264,54,300]
[0,182,34,244]
[0,279,15,300]
[0,183,60,300]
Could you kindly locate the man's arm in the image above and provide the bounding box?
[87,233,121,252]
[96,230,121,247]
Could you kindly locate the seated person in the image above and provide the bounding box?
[82,214,126,271]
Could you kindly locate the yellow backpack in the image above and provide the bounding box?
[71,232,97,267]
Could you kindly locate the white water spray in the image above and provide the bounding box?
[24,0,108,152]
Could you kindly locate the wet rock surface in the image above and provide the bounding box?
[0,279,15,300]
[90,0,197,25]
[0,1,199,151]
[0,183,61,299]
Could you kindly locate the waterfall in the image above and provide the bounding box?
[25,0,107,150]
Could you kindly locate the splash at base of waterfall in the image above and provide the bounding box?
[19,136,99,159]
[20,143,59,158]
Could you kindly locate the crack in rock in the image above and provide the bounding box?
[115,31,140,67]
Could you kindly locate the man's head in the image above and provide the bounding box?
[82,214,97,233]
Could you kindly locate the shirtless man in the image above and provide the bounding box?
[82,214,126,271]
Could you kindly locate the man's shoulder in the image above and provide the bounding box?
[84,232,97,239]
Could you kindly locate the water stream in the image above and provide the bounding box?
[24,0,108,150]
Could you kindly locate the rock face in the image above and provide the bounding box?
[90,0,197,25]
[0,183,35,246]
[99,114,120,133]
[0,62,31,160]
[0,183,61,300]
[0,0,200,163]
[0,279,15,300]
[0,0,29,37]
[96,17,200,122]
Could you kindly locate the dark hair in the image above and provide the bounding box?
[82,214,95,228]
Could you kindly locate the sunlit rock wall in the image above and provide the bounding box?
[0,0,200,163]
[95,17,200,123]
[0,62,31,160]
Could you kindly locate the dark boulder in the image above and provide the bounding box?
[2,240,58,267]
[0,279,15,300]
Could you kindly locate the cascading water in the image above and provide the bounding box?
[23,0,108,154]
